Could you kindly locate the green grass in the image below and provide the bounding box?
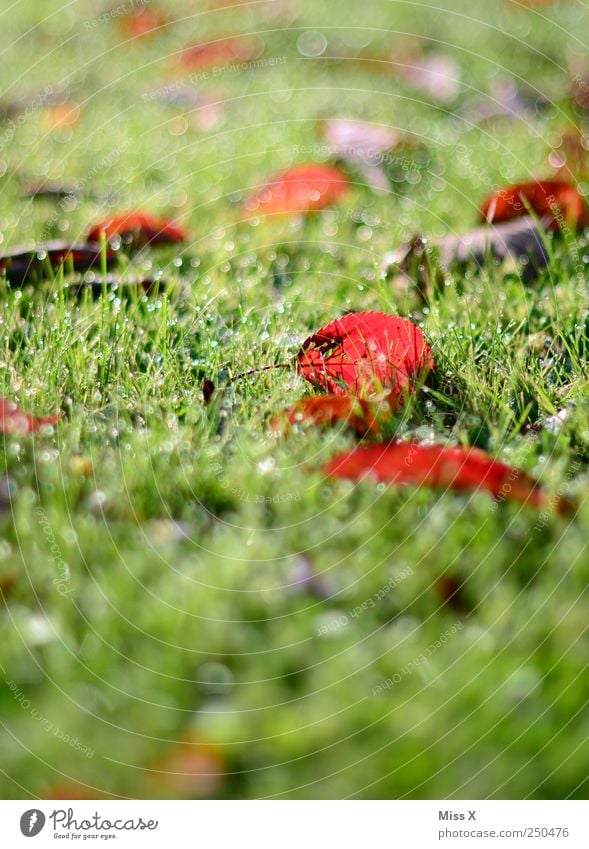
[0,0,589,799]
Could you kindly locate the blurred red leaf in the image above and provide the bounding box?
[118,8,168,39]
[324,441,568,512]
[297,312,434,399]
[87,212,187,246]
[270,394,384,437]
[149,737,225,798]
[179,36,260,72]
[480,180,588,230]
[0,399,60,434]
[245,164,349,215]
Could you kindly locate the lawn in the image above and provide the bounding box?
[1,0,589,800]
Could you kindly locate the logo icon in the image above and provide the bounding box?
[20,810,46,837]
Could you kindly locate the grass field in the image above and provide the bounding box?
[1,0,589,800]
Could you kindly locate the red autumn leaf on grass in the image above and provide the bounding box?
[178,36,261,72]
[324,441,568,512]
[87,212,187,247]
[244,164,349,216]
[0,399,60,434]
[480,180,588,230]
[297,312,433,399]
[270,394,384,437]
[118,8,168,39]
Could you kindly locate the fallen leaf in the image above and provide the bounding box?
[270,394,384,436]
[297,312,434,400]
[0,241,115,285]
[480,180,587,230]
[382,215,550,292]
[324,441,568,512]
[117,7,168,39]
[87,211,187,246]
[178,36,261,72]
[245,164,349,216]
[0,398,60,434]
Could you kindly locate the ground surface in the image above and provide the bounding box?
[1,0,589,799]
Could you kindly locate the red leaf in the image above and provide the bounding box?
[245,164,349,215]
[324,441,567,511]
[0,399,60,434]
[480,180,588,230]
[179,36,260,72]
[296,312,434,400]
[270,395,384,437]
[87,212,187,246]
[118,8,168,39]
